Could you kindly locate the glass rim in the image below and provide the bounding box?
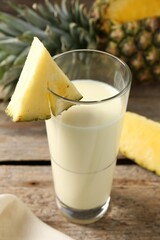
[48,49,132,105]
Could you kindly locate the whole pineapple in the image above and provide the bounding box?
[0,0,160,100]
[93,0,160,83]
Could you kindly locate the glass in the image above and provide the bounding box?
[45,49,132,224]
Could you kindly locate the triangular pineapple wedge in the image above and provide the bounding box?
[5,37,82,122]
[119,112,160,176]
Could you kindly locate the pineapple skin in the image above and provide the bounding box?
[119,112,160,176]
[95,16,160,83]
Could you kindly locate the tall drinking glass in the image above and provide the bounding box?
[45,50,132,224]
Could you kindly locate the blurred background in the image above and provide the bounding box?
[0,0,92,12]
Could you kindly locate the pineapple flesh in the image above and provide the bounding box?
[5,37,82,121]
[107,0,160,23]
[119,112,160,176]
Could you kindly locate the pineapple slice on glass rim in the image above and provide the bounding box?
[5,37,82,122]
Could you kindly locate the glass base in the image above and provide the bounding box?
[56,197,110,224]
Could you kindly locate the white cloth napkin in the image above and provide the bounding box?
[0,194,74,240]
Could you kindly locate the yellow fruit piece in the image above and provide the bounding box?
[5,37,82,121]
[119,112,160,176]
[107,0,160,23]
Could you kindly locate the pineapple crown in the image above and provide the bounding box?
[0,0,96,100]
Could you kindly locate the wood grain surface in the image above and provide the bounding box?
[0,164,159,240]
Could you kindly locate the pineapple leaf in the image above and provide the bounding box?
[2,82,17,101]
[0,66,22,87]
[0,51,8,61]
[45,0,57,14]
[0,12,47,39]
[0,55,16,67]
[32,2,53,21]
[79,4,89,28]
[61,0,72,20]
[47,23,67,35]
[0,66,5,79]
[0,38,27,54]
[0,22,20,37]
[15,5,50,30]
[74,0,82,22]
[60,34,72,51]
[88,18,96,36]
[13,46,29,66]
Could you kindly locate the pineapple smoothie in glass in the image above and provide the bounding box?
[45,50,131,224]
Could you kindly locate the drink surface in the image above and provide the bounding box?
[46,80,123,210]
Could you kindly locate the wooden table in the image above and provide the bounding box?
[0,82,160,240]
[0,0,160,239]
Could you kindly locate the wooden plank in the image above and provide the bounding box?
[0,107,50,161]
[0,164,159,240]
[128,97,160,121]
[130,82,160,98]
[128,83,160,120]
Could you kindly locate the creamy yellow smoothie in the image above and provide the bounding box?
[46,79,123,210]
